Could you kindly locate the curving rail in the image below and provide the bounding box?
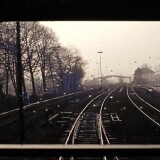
[127,86,160,127]
[59,88,120,160]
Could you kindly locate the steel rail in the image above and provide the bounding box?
[127,86,160,127]
[0,91,87,117]
[132,87,160,113]
[0,91,90,129]
[64,90,110,145]
[100,88,119,160]
[59,89,111,160]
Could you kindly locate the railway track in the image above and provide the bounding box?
[65,89,115,145]
[56,85,160,159]
[127,86,160,127]
[133,85,160,109]
[1,85,160,158]
[0,91,94,129]
[59,88,121,160]
[0,90,107,144]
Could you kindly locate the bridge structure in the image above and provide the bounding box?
[96,75,132,85]
[102,75,131,82]
[83,75,132,89]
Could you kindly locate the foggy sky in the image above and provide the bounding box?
[40,21,160,80]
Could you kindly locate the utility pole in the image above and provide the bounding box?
[97,51,103,90]
[96,63,100,78]
[96,63,100,88]
[16,21,25,144]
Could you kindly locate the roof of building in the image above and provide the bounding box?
[134,67,143,75]
[134,67,155,75]
[141,67,155,73]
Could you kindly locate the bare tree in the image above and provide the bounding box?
[35,25,59,94]
[50,46,86,93]
[0,21,87,102]
[0,22,17,95]
[20,22,44,96]
[67,47,86,92]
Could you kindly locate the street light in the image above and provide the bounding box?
[96,62,100,78]
[97,51,103,90]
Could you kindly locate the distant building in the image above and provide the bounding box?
[133,67,155,84]
[141,68,155,82]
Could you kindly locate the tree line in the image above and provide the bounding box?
[0,22,86,106]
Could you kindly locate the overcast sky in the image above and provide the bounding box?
[40,21,160,80]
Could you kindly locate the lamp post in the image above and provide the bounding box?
[96,63,100,88]
[97,51,103,90]
[96,63,100,78]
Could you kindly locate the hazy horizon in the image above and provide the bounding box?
[40,21,160,81]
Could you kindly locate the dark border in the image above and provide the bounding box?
[1,0,160,158]
[0,0,160,21]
